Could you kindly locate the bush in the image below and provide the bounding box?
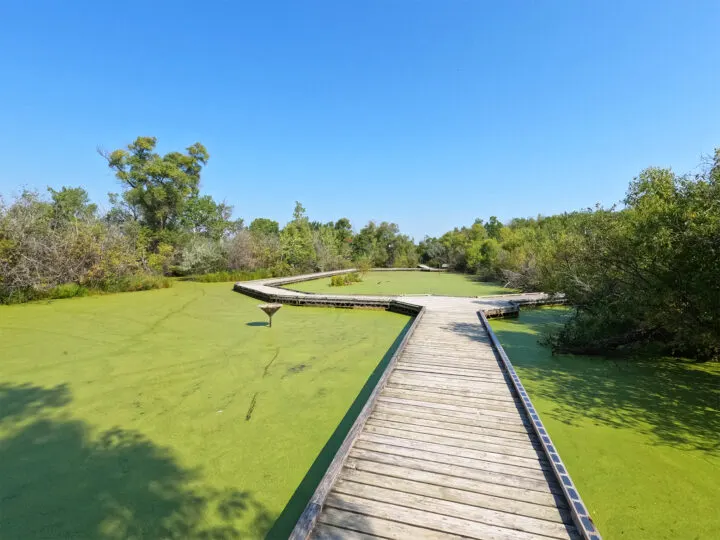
[101,274,173,293]
[185,270,271,283]
[0,274,172,305]
[175,237,227,275]
[330,272,362,287]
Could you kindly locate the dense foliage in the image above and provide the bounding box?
[0,137,419,303]
[330,272,362,287]
[2,135,717,359]
[417,151,720,360]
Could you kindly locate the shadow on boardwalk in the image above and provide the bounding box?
[0,382,272,539]
[491,310,720,453]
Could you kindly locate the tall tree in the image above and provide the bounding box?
[47,187,97,225]
[180,195,241,240]
[101,136,209,232]
[280,201,315,271]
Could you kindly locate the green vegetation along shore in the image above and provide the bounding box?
[0,282,409,538]
[491,307,720,540]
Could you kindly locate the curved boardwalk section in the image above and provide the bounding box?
[233,273,600,540]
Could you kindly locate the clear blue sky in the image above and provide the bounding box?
[1,1,718,239]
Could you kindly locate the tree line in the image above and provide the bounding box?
[0,137,419,303]
[2,136,717,360]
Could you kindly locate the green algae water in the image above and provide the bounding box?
[286,270,513,296]
[0,281,409,538]
[491,307,720,540]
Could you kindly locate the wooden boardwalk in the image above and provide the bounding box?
[233,273,600,540]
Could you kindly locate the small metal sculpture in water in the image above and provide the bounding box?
[258,303,282,327]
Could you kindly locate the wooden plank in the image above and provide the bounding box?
[312,522,383,540]
[366,417,539,450]
[383,387,520,413]
[318,507,465,540]
[385,382,516,403]
[330,482,578,539]
[379,391,520,419]
[377,396,527,426]
[405,343,495,360]
[349,444,563,494]
[339,466,571,523]
[390,369,509,386]
[403,346,494,356]
[389,374,511,395]
[362,424,546,462]
[378,395,525,425]
[398,359,505,373]
[399,355,503,376]
[324,492,557,540]
[373,402,532,434]
[395,365,506,381]
[347,450,565,502]
[357,432,550,474]
[369,411,535,445]
[391,371,509,387]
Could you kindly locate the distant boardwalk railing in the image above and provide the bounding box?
[233,272,599,540]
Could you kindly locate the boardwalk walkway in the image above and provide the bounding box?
[233,272,600,540]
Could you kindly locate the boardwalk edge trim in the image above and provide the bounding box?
[479,309,601,540]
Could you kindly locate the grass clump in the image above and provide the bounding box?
[329,272,362,287]
[0,274,172,304]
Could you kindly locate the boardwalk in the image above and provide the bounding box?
[233,273,600,540]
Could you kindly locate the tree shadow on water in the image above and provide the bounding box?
[492,316,720,454]
[0,382,272,539]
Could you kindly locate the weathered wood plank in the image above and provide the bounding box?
[382,387,521,413]
[395,365,507,381]
[389,373,512,395]
[330,482,579,539]
[318,507,465,539]
[369,411,536,445]
[357,432,550,474]
[362,424,547,462]
[366,417,540,450]
[339,466,572,523]
[312,522,383,539]
[398,359,503,372]
[377,396,527,426]
[347,450,566,502]
[379,391,520,419]
[373,402,532,434]
[324,492,556,540]
[349,444,563,494]
[385,382,517,403]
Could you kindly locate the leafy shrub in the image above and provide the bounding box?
[330,272,362,287]
[50,283,90,299]
[175,237,227,275]
[102,274,173,293]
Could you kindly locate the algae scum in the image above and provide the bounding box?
[0,281,409,538]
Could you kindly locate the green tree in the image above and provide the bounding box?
[180,195,241,240]
[249,218,279,236]
[484,216,503,239]
[280,202,315,271]
[101,136,209,233]
[47,187,97,225]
